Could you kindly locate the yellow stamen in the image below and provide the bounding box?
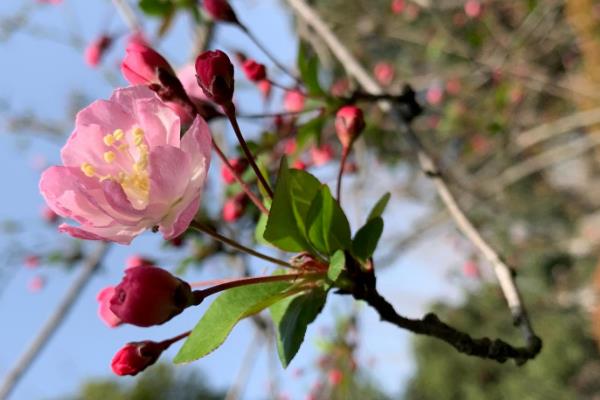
[133,127,145,146]
[103,151,116,163]
[113,129,124,141]
[81,162,95,177]
[103,134,115,146]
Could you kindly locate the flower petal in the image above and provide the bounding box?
[148,145,191,209]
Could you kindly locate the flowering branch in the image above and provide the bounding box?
[285,0,542,361]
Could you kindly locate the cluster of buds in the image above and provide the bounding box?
[222,193,248,222]
[221,157,248,184]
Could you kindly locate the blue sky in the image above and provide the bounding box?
[0,1,468,399]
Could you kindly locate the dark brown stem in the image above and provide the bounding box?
[350,283,542,365]
[223,103,274,198]
[189,221,292,268]
[237,107,323,120]
[336,146,350,202]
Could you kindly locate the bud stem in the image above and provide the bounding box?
[223,103,274,198]
[159,330,191,348]
[336,145,350,203]
[238,23,302,85]
[193,272,322,302]
[189,221,293,268]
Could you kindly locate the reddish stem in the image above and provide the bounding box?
[159,330,191,348]
[336,146,350,202]
[223,103,274,198]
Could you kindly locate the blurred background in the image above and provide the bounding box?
[2,0,600,399]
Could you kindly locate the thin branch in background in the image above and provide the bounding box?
[111,0,141,33]
[0,242,110,400]
[285,0,541,361]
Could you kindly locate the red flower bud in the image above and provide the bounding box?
[110,266,194,327]
[335,105,365,148]
[310,144,334,166]
[241,59,267,82]
[195,50,235,106]
[111,341,165,376]
[222,194,247,222]
[374,62,395,86]
[24,255,40,269]
[28,275,45,293]
[84,35,112,67]
[203,0,239,24]
[221,158,248,184]
[121,36,174,85]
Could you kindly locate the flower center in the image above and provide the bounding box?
[80,127,150,209]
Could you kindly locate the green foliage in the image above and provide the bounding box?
[328,250,346,282]
[297,116,326,149]
[305,184,352,256]
[174,280,295,363]
[270,288,327,367]
[264,158,322,252]
[351,217,383,262]
[297,41,325,96]
[367,192,391,222]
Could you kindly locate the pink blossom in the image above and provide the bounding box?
[328,369,343,385]
[284,89,305,113]
[39,86,212,245]
[84,35,112,67]
[374,62,395,86]
[25,255,40,269]
[391,0,405,14]
[37,0,62,4]
[28,275,45,292]
[310,144,334,166]
[426,85,444,105]
[257,79,272,101]
[464,0,482,18]
[121,36,173,85]
[463,260,481,278]
[97,286,123,327]
[222,194,246,222]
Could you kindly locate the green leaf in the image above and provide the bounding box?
[297,42,324,96]
[270,289,327,367]
[297,116,325,150]
[305,185,352,255]
[367,192,391,222]
[264,158,322,252]
[174,281,293,363]
[352,217,384,261]
[327,250,345,282]
[138,0,174,16]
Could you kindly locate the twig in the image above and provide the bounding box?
[189,221,293,269]
[111,0,141,33]
[0,242,110,400]
[285,0,541,361]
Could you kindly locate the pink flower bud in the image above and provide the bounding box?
[242,59,267,82]
[328,369,343,385]
[203,0,239,24]
[463,260,481,279]
[24,255,40,269]
[283,138,297,155]
[195,50,235,106]
[310,144,334,166]
[121,37,174,85]
[374,62,395,86]
[283,89,305,113]
[391,0,405,14]
[445,78,462,96]
[464,0,482,18]
[257,79,272,101]
[110,266,194,327]
[111,341,164,376]
[292,160,307,170]
[97,286,123,328]
[330,78,350,97]
[335,105,365,148]
[221,158,248,184]
[426,85,444,105]
[125,255,156,270]
[223,194,247,222]
[84,35,112,67]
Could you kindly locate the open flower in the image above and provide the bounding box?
[39,86,212,244]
